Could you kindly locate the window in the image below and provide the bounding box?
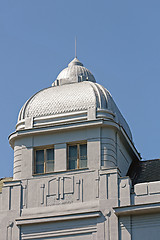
[34,147,54,174]
[68,143,87,170]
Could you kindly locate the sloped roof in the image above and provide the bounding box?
[0,177,13,193]
[127,159,160,185]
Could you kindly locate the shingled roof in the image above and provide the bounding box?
[0,177,13,193]
[127,159,160,185]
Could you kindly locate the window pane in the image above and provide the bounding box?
[36,164,44,174]
[68,145,77,170]
[46,148,54,172]
[35,150,44,173]
[47,148,54,161]
[79,144,87,168]
[46,161,54,172]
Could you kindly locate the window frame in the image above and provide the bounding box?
[67,141,87,170]
[33,145,54,175]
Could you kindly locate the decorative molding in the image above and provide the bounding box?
[16,211,101,226]
[47,176,74,206]
[3,180,21,188]
[9,118,119,149]
[81,178,84,202]
[60,177,64,199]
[6,222,13,240]
[48,178,57,196]
[95,176,100,199]
[56,177,60,200]
[64,176,74,195]
[114,202,160,216]
[76,180,81,200]
[9,186,12,210]
[21,226,96,239]
[40,184,45,205]
[23,185,27,207]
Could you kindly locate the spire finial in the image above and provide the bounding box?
[75,36,77,58]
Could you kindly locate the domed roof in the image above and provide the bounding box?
[17,58,132,140]
[18,81,109,119]
[52,57,95,86]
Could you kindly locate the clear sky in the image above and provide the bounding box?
[0,0,160,178]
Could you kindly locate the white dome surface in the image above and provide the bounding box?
[19,82,97,119]
[18,81,132,140]
[17,57,132,140]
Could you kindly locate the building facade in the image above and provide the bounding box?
[0,57,160,240]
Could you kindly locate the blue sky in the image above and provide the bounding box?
[0,0,160,178]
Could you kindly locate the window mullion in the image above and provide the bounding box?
[77,144,79,169]
[67,145,69,170]
[44,149,46,173]
[34,150,36,174]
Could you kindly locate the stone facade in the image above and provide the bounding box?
[0,57,160,240]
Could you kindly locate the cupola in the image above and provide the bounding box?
[52,57,96,86]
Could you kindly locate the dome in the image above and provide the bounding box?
[52,57,96,86]
[17,58,132,141]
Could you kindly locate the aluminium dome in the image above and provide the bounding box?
[17,58,132,140]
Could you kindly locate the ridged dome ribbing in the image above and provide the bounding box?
[17,58,132,140]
